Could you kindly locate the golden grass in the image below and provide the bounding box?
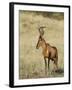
[19,11,64,79]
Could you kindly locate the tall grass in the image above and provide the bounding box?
[19,11,64,79]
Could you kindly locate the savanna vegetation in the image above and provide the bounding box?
[19,10,64,79]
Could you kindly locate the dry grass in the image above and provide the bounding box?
[19,11,64,79]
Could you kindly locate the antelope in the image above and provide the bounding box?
[36,27,58,74]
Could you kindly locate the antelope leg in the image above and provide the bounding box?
[48,58,50,70]
[44,57,47,75]
[53,58,58,71]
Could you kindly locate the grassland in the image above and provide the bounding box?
[19,11,64,79]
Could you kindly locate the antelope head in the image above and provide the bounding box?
[36,26,46,49]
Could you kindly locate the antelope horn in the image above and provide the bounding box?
[39,26,45,36]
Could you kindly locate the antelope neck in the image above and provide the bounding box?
[41,39,46,50]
